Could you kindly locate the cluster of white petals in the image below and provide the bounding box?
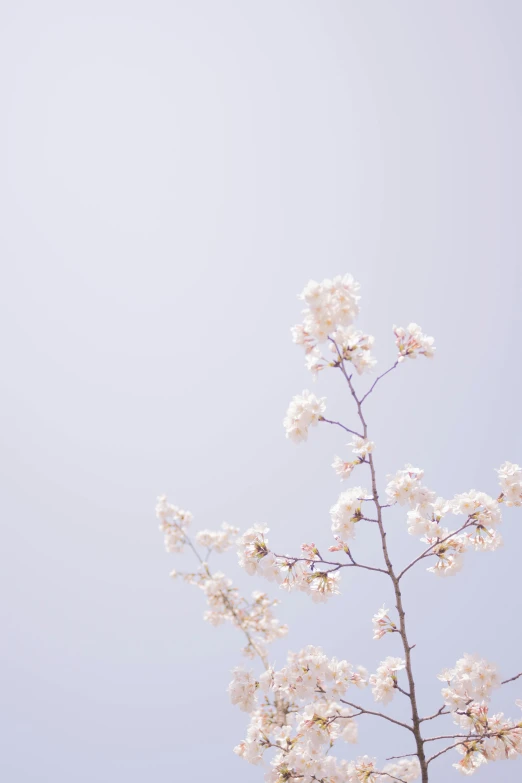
[452,490,502,527]
[453,701,522,776]
[351,436,374,458]
[283,390,326,443]
[421,491,504,575]
[330,486,369,542]
[236,526,280,580]
[423,530,468,577]
[273,646,368,701]
[438,653,500,710]
[291,274,380,379]
[341,754,421,782]
[394,323,435,361]
[386,465,433,508]
[233,646,376,783]
[386,467,505,574]
[237,527,343,603]
[295,275,361,343]
[407,497,450,537]
[329,325,377,375]
[195,522,239,553]
[280,560,342,603]
[332,438,374,481]
[174,567,287,658]
[228,667,258,712]
[372,605,397,641]
[498,461,522,506]
[156,495,193,552]
[369,657,406,704]
[436,655,522,775]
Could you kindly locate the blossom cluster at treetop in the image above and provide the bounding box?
[156,274,521,782]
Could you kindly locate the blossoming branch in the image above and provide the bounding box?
[156,274,522,783]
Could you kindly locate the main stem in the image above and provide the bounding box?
[342,366,428,782]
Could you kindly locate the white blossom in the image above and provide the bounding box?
[283,390,326,443]
[394,322,435,361]
[195,522,240,553]
[372,605,396,640]
[424,528,468,577]
[330,325,377,375]
[438,653,500,709]
[369,657,406,704]
[350,436,374,458]
[497,461,522,506]
[452,490,502,528]
[385,464,433,507]
[330,486,369,542]
[228,666,258,712]
[156,495,193,553]
[237,525,273,577]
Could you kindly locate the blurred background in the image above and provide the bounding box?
[2,2,522,781]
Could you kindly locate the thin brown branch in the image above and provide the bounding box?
[339,699,414,733]
[502,672,522,686]
[272,552,388,576]
[397,520,473,581]
[360,361,399,404]
[319,416,363,439]
[420,706,450,723]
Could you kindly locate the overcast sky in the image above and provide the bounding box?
[2,2,522,782]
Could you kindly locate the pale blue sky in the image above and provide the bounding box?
[2,2,522,781]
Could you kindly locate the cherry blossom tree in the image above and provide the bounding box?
[156,274,522,783]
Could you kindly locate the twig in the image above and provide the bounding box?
[272,552,389,576]
[397,520,473,581]
[319,416,363,439]
[360,361,399,404]
[339,699,414,733]
[502,672,522,686]
[420,706,450,723]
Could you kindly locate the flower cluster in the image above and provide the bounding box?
[156,495,193,552]
[187,569,288,658]
[294,275,361,344]
[386,464,433,508]
[423,530,468,577]
[233,646,377,783]
[332,437,374,481]
[420,490,504,575]
[394,323,435,361]
[437,655,522,775]
[343,755,421,782]
[236,526,279,580]
[329,325,377,375]
[438,653,500,710]
[407,497,451,537]
[291,274,379,378]
[369,657,406,704]
[386,467,505,574]
[497,461,522,507]
[237,527,343,602]
[272,646,368,701]
[453,702,522,776]
[282,561,342,602]
[330,486,369,542]
[228,667,258,712]
[283,390,326,443]
[372,606,397,641]
[195,522,239,553]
